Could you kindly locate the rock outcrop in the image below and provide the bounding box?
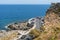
[0,17,44,40]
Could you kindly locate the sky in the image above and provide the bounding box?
[0,0,60,4]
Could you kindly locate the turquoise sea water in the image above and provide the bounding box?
[0,5,50,30]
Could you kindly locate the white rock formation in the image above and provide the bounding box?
[28,17,44,31]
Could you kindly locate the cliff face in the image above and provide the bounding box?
[33,3,60,40]
[44,3,60,31]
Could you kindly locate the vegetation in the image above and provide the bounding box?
[30,3,60,40]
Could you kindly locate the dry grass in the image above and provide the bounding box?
[0,31,18,40]
[30,13,60,40]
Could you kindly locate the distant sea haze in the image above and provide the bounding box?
[0,5,50,30]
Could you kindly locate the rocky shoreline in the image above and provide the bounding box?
[0,3,60,40]
[0,17,44,40]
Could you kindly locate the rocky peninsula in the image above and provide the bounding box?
[0,3,60,40]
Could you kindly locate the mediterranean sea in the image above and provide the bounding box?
[0,5,50,30]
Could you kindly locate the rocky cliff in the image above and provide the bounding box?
[33,3,60,40]
[44,3,60,31]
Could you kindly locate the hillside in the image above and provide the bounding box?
[32,3,60,40]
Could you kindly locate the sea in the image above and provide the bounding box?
[0,4,50,30]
